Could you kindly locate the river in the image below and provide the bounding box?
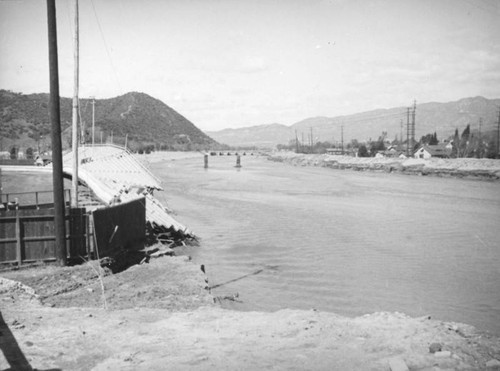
[150,154,500,336]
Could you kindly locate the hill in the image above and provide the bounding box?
[206,123,291,149]
[207,96,500,148]
[0,90,218,153]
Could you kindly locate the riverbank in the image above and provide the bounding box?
[2,152,500,370]
[267,152,500,180]
[2,258,500,371]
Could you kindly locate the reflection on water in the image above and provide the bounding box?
[158,155,500,335]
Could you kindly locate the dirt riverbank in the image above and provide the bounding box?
[2,256,500,371]
[267,152,500,180]
[1,151,500,370]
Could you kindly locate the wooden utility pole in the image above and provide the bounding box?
[341,125,344,155]
[91,96,95,147]
[71,0,79,208]
[310,127,313,153]
[400,119,403,148]
[497,108,500,158]
[47,0,67,266]
[406,107,410,156]
[411,100,416,152]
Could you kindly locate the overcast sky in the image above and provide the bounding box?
[1,0,499,131]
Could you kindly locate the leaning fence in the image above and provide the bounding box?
[0,207,88,265]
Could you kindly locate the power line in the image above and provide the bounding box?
[90,0,123,92]
[303,111,407,130]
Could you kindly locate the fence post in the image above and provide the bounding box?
[15,212,22,265]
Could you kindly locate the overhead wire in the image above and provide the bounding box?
[90,0,123,92]
[303,110,409,130]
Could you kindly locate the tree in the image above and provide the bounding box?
[358,144,369,157]
[452,128,460,158]
[26,147,34,159]
[420,132,439,145]
[10,146,17,159]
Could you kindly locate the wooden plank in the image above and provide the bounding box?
[1,206,89,264]
[15,212,22,265]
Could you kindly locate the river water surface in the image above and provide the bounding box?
[152,155,500,335]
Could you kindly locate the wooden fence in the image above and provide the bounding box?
[92,198,146,258]
[0,207,88,265]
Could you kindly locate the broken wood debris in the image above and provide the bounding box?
[146,221,198,248]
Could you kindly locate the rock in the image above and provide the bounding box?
[434,351,451,358]
[486,359,500,368]
[429,342,442,353]
[388,357,409,371]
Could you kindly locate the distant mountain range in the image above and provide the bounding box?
[207,96,500,148]
[0,90,218,152]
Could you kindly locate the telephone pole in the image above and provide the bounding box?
[91,96,95,147]
[47,0,67,266]
[497,108,500,158]
[71,0,79,208]
[411,100,416,154]
[400,119,403,148]
[341,125,344,155]
[310,127,313,153]
[406,107,411,156]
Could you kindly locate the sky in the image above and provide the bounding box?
[1,0,499,132]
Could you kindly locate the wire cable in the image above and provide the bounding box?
[90,0,123,92]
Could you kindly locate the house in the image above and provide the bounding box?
[326,148,344,155]
[414,144,451,159]
[34,154,52,166]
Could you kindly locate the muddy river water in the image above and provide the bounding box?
[155,154,500,335]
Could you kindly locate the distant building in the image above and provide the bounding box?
[414,144,451,159]
[326,148,344,155]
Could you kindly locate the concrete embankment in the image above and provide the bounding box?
[267,152,500,180]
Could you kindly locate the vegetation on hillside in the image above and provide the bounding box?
[0,90,219,157]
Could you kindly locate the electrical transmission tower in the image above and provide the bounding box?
[406,100,416,157]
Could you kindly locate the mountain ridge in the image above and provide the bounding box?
[0,90,219,152]
[207,96,500,148]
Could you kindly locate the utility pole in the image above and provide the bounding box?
[341,125,344,155]
[406,107,410,156]
[411,100,416,155]
[71,0,79,208]
[91,96,95,147]
[47,0,67,266]
[310,127,313,153]
[497,108,500,158]
[295,130,299,153]
[301,132,304,153]
[400,119,403,149]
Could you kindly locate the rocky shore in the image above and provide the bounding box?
[267,152,500,180]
